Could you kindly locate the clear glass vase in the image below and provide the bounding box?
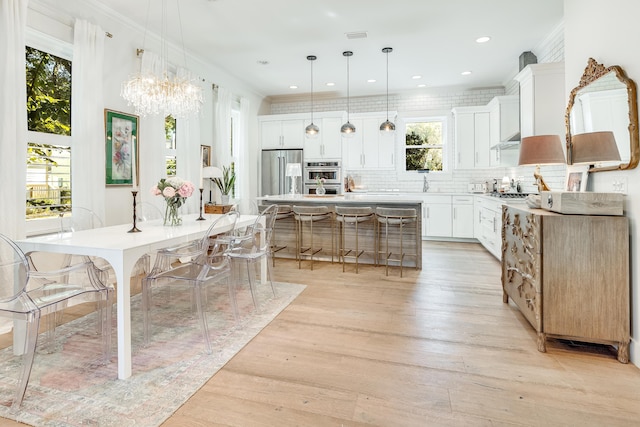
[316,185,326,195]
[164,201,182,226]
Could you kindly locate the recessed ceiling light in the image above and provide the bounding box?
[326,82,335,87]
[412,75,422,80]
[367,79,376,83]
[461,71,472,76]
[476,36,491,43]
[289,85,298,89]
[257,60,269,65]
[345,31,368,39]
[417,84,426,88]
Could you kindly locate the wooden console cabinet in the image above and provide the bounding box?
[501,205,630,362]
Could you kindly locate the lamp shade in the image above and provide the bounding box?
[285,162,302,177]
[571,131,621,164]
[518,135,566,166]
[202,166,223,179]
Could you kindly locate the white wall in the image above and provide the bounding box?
[24,0,265,227]
[565,0,640,366]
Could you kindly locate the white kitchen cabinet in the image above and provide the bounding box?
[343,113,396,170]
[452,107,490,169]
[474,195,504,259]
[452,195,474,238]
[514,62,565,138]
[421,195,452,238]
[260,117,305,149]
[304,116,344,160]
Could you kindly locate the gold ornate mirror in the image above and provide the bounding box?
[565,58,639,172]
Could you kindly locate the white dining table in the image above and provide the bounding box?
[16,213,260,379]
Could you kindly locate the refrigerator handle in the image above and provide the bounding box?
[279,156,284,195]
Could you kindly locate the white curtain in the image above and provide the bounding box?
[236,97,251,213]
[0,0,28,239]
[213,86,232,168]
[71,19,105,222]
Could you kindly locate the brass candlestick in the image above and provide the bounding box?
[128,190,141,232]
[196,188,206,221]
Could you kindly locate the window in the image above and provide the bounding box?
[165,115,176,176]
[25,46,72,220]
[404,117,446,172]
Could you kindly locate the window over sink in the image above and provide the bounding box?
[403,116,447,173]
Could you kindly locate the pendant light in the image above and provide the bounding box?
[379,47,395,134]
[340,51,356,137]
[305,55,320,139]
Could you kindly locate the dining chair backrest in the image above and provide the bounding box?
[201,210,240,263]
[239,204,278,254]
[0,234,29,302]
[137,202,163,222]
[60,207,104,232]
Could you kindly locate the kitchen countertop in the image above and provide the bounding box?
[258,194,425,204]
[259,192,532,205]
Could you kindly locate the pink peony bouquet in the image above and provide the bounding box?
[151,177,195,225]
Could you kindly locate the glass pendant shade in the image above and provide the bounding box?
[341,51,356,138]
[380,47,395,136]
[305,122,320,138]
[341,121,356,136]
[379,120,396,133]
[305,55,320,139]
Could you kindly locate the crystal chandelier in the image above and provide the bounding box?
[121,0,204,118]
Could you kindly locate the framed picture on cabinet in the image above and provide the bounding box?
[105,109,139,186]
[564,164,589,192]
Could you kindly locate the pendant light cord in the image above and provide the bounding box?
[346,53,350,122]
[385,49,389,121]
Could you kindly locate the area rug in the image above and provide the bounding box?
[0,281,305,427]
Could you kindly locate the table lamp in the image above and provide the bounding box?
[571,131,621,166]
[285,162,302,195]
[202,166,223,203]
[518,135,566,192]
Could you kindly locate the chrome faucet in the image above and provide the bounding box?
[423,175,429,192]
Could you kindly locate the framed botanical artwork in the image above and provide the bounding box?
[105,109,139,186]
[201,145,211,167]
[565,164,589,192]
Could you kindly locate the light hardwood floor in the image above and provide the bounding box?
[162,241,640,426]
[3,241,640,426]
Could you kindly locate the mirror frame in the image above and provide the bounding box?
[565,58,639,172]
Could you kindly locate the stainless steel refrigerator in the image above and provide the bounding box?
[261,149,303,196]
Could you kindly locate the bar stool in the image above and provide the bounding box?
[292,205,332,270]
[334,206,374,273]
[271,204,293,266]
[375,207,418,277]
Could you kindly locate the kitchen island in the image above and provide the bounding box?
[258,194,423,269]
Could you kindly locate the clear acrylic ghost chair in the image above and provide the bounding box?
[227,204,278,311]
[28,207,110,342]
[0,233,113,410]
[141,211,239,354]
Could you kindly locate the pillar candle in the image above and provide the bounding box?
[131,137,138,191]
[199,148,204,188]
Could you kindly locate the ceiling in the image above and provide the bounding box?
[98,0,564,100]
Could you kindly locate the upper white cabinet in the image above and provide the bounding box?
[343,113,396,170]
[452,106,490,169]
[260,116,305,149]
[304,115,344,160]
[514,62,565,138]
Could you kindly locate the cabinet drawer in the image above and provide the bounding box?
[422,195,451,204]
[453,196,474,204]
